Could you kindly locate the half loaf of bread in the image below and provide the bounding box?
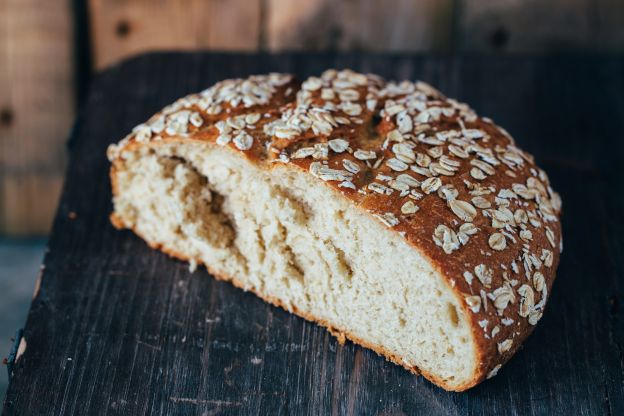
[108,69,562,391]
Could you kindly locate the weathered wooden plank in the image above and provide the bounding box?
[0,0,73,234]
[88,0,624,66]
[3,53,623,415]
[265,0,454,51]
[89,0,455,69]
[457,0,624,52]
[89,0,262,70]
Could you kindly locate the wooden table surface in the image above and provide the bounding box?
[3,53,623,415]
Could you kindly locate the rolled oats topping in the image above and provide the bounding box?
[387,158,409,172]
[518,284,534,318]
[328,138,350,153]
[233,131,254,151]
[497,339,513,354]
[487,364,502,379]
[433,224,460,254]
[421,177,442,194]
[354,149,377,160]
[401,200,419,215]
[449,200,477,222]
[488,232,507,251]
[342,159,361,174]
[200,73,292,109]
[491,283,515,312]
[474,264,493,287]
[459,222,478,235]
[465,295,482,313]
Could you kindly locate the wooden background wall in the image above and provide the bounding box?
[1,0,623,235]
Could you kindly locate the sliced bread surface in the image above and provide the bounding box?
[108,70,562,391]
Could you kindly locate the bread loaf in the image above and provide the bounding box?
[107,69,562,391]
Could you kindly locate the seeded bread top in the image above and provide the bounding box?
[108,69,562,380]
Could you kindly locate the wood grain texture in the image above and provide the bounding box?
[3,53,624,415]
[458,0,624,52]
[89,0,454,70]
[89,0,262,70]
[265,0,453,51]
[0,0,73,234]
[88,0,624,68]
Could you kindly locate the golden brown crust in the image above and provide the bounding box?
[107,70,563,390]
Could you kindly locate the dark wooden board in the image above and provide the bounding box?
[3,53,623,415]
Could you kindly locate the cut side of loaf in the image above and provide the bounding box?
[108,70,562,391]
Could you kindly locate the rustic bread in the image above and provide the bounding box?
[107,70,562,391]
